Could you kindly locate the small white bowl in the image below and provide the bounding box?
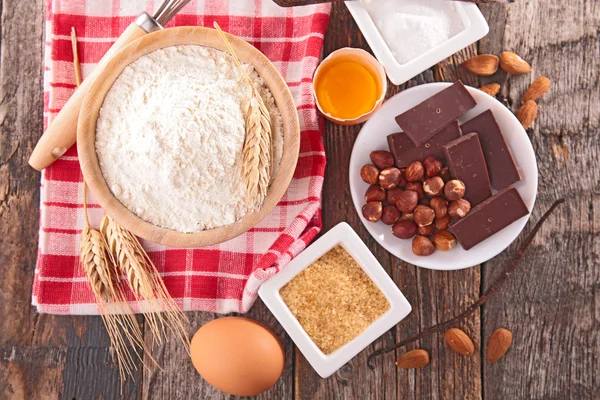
[345,1,489,85]
[349,83,538,270]
[259,222,411,378]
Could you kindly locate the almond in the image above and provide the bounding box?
[517,100,538,129]
[500,51,532,75]
[487,328,513,363]
[522,76,551,102]
[396,349,430,368]
[479,83,501,97]
[444,328,475,356]
[462,54,500,76]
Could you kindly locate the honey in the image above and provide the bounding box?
[314,58,380,120]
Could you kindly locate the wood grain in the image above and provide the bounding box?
[1,0,598,399]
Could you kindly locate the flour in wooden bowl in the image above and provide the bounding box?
[95,45,284,233]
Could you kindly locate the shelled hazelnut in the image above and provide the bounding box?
[423,156,443,177]
[430,197,448,219]
[381,205,401,225]
[418,224,435,237]
[370,150,395,169]
[379,168,402,189]
[395,190,418,213]
[392,220,417,239]
[444,179,466,201]
[423,176,445,197]
[448,199,471,218]
[387,187,404,205]
[413,205,435,227]
[432,230,457,251]
[362,202,382,222]
[405,182,425,200]
[400,212,414,221]
[361,164,380,185]
[435,215,451,230]
[405,161,425,182]
[439,167,451,182]
[412,235,435,256]
[365,185,386,202]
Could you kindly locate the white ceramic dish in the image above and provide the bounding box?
[349,83,538,270]
[345,1,489,85]
[259,222,412,378]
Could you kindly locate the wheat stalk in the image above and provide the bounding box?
[213,21,273,206]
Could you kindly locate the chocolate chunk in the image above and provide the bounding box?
[460,110,522,191]
[443,132,492,206]
[449,187,529,250]
[387,121,461,168]
[395,81,477,146]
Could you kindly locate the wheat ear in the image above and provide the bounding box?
[101,215,190,352]
[213,21,273,206]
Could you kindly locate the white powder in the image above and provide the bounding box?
[362,0,465,65]
[96,45,284,233]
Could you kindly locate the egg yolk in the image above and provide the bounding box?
[315,60,379,120]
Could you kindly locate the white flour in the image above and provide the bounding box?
[96,45,284,233]
[362,0,465,65]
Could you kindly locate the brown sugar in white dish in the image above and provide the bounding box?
[279,245,390,355]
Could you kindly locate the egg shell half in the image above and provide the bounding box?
[190,316,285,396]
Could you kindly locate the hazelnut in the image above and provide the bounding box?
[370,150,395,169]
[412,235,435,256]
[400,212,414,221]
[386,187,403,205]
[405,161,425,182]
[413,205,435,227]
[418,224,435,237]
[439,167,451,182]
[361,164,380,185]
[423,156,443,178]
[379,168,402,189]
[365,185,386,202]
[448,199,471,218]
[395,190,418,213]
[405,182,425,200]
[392,220,418,239]
[444,179,466,201]
[381,205,401,225]
[430,197,448,219]
[432,230,457,251]
[435,215,451,230]
[362,202,383,222]
[423,176,445,197]
[419,197,431,207]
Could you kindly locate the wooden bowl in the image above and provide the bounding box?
[78,27,300,248]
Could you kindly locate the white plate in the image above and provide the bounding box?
[349,83,538,270]
[345,1,489,85]
[259,222,412,378]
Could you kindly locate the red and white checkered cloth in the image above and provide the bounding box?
[32,0,330,315]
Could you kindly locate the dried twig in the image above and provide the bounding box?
[213,21,272,206]
[366,198,566,369]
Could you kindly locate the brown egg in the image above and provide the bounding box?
[190,317,284,396]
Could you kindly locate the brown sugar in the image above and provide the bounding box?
[279,245,390,354]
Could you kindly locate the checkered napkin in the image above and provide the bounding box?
[32,0,331,315]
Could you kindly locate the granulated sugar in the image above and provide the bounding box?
[362,0,465,65]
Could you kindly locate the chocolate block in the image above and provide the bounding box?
[387,121,461,168]
[460,110,522,191]
[449,187,529,250]
[395,81,477,146]
[443,132,492,206]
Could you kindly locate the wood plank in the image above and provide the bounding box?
[479,1,600,399]
[294,2,482,399]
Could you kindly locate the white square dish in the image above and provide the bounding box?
[345,0,489,85]
[258,222,412,378]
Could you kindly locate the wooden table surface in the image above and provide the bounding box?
[1,0,599,399]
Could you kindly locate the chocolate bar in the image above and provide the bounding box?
[443,132,492,206]
[460,110,522,191]
[449,187,529,250]
[395,81,477,146]
[387,121,461,168]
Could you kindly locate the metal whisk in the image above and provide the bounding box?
[153,0,194,27]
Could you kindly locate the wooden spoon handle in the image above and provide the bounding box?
[28,22,148,171]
